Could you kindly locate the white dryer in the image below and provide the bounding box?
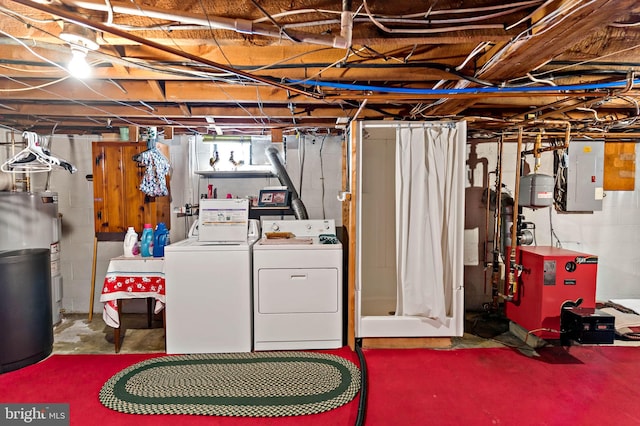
[253,219,343,350]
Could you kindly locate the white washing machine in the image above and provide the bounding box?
[164,199,255,354]
[253,219,343,350]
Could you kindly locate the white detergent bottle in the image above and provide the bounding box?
[123,227,138,257]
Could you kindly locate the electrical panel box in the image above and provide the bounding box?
[504,246,598,340]
[556,139,604,211]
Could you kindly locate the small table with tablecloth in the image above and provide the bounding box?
[99,255,165,353]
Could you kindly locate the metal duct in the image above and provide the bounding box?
[265,146,308,220]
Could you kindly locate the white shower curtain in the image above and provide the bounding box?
[395,122,465,323]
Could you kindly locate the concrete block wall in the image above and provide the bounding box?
[37,133,344,314]
[4,130,637,315]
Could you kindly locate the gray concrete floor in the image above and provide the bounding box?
[53,312,166,354]
[52,310,525,354]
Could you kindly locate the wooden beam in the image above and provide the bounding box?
[147,80,165,101]
[428,0,638,116]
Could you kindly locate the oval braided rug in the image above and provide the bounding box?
[99,351,361,417]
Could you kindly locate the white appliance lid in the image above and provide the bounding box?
[198,198,249,242]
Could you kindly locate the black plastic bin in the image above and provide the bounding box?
[0,248,53,373]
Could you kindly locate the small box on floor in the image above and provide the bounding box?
[561,307,615,345]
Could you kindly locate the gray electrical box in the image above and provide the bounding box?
[556,139,604,211]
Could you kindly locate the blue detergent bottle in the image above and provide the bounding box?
[140,223,154,257]
[153,222,169,257]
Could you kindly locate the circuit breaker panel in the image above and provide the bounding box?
[555,139,604,211]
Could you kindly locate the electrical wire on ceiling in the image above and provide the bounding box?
[87,49,637,94]
[125,0,192,54]
[249,0,544,24]
[251,8,342,24]
[361,0,504,34]
[479,0,594,74]
[197,0,233,68]
[610,21,640,28]
[3,0,639,134]
[0,0,574,95]
[517,43,640,82]
[14,0,547,48]
[208,82,269,128]
[247,47,334,73]
[0,27,138,128]
[248,0,299,43]
[0,7,278,131]
[253,86,269,127]
[248,0,543,33]
[0,74,72,91]
[0,37,200,133]
[10,0,320,98]
[289,77,640,95]
[0,9,185,80]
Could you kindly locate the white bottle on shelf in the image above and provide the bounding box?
[123,227,138,257]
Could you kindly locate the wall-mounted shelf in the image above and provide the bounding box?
[249,206,294,219]
[195,170,275,179]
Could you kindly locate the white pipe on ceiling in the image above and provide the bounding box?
[58,0,350,48]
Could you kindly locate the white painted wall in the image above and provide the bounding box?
[465,140,640,310]
[3,129,637,315]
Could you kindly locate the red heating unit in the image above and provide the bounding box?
[505,246,598,340]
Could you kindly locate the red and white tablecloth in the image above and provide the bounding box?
[99,255,165,328]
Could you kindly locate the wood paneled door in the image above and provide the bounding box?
[92,141,171,238]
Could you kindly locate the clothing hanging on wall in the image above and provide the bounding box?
[137,146,170,197]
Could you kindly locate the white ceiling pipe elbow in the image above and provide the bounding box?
[339,11,353,49]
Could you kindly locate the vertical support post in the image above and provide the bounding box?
[89,235,98,321]
[346,122,357,350]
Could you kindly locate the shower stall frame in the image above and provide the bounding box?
[347,121,465,346]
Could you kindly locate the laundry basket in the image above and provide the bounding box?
[0,248,53,373]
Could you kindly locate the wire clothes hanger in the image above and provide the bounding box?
[132,128,168,163]
[1,131,77,174]
[132,139,156,163]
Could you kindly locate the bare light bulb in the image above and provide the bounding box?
[68,47,91,79]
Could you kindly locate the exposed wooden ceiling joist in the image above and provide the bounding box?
[1,0,640,136]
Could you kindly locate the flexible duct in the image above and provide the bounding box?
[265,146,308,220]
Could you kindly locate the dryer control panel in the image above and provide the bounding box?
[261,219,336,238]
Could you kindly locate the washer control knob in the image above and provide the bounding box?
[306,223,312,230]
[271,223,280,231]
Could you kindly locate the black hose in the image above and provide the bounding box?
[354,339,368,426]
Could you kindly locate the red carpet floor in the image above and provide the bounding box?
[1,346,639,425]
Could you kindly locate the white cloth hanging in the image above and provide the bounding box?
[394,122,465,323]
